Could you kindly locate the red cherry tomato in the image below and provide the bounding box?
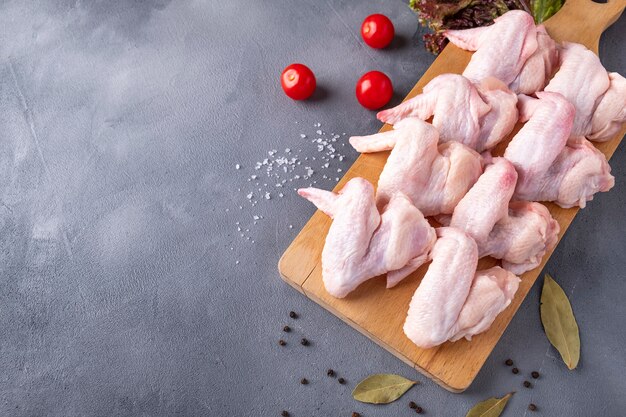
[281,63,316,100]
[356,71,393,110]
[361,14,395,49]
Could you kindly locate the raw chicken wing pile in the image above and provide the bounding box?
[298,11,624,349]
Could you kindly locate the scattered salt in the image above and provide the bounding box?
[232,122,351,246]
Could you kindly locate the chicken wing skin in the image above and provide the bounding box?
[588,72,626,142]
[298,178,436,298]
[545,42,611,137]
[404,227,478,349]
[504,92,575,201]
[448,157,559,274]
[350,118,484,216]
[505,92,614,207]
[450,158,517,244]
[509,25,558,95]
[525,136,614,208]
[484,201,560,274]
[376,74,517,152]
[449,266,520,342]
[444,10,538,86]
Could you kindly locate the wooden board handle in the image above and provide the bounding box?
[545,0,626,52]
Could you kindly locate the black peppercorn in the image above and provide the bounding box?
[523,380,532,388]
[409,401,417,409]
[351,413,360,417]
[531,371,540,379]
[278,339,286,346]
[289,311,298,319]
[512,367,519,374]
[505,359,513,366]
[281,411,289,417]
[327,369,335,377]
[415,406,423,414]
[300,378,308,385]
[338,377,346,384]
[283,325,291,332]
[528,403,537,411]
[300,338,309,346]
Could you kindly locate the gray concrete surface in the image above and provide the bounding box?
[0,1,624,416]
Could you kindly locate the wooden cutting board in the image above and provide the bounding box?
[279,0,626,392]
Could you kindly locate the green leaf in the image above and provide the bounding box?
[532,0,564,23]
[540,274,580,369]
[466,393,513,417]
[351,374,416,404]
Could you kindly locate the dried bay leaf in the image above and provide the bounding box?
[352,374,416,404]
[466,392,513,417]
[540,274,580,370]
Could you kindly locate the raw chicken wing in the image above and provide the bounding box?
[444,11,538,86]
[476,78,520,151]
[544,42,611,136]
[504,91,611,207]
[509,25,558,94]
[350,118,484,216]
[449,266,520,342]
[505,93,574,200]
[298,178,436,298]
[376,74,518,152]
[403,227,478,348]
[482,201,560,274]
[450,158,517,245]
[519,136,614,208]
[588,72,626,142]
[449,157,559,274]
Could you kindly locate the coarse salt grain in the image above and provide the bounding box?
[233,122,351,246]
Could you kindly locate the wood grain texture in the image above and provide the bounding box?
[278,0,626,392]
